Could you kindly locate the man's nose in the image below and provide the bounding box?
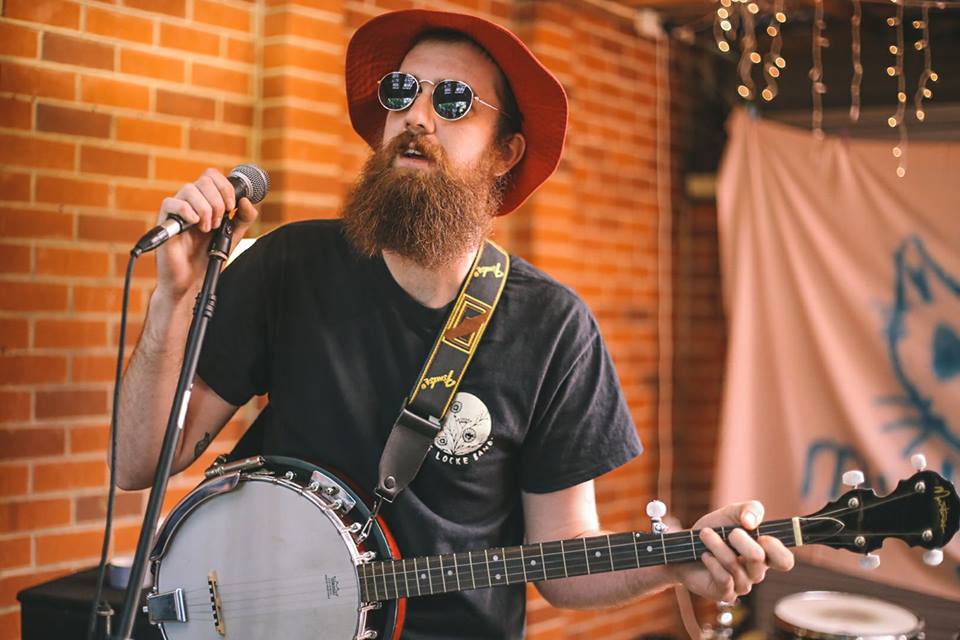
[403,89,435,134]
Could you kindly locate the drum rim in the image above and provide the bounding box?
[773,590,924,640]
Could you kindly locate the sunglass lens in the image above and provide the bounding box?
[433,80,473,120]
[378,72,418,110]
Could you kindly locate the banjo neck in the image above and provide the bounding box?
[359,462,960,603]
[358,519,806,602]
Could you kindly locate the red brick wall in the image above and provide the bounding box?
[0,1,718,638]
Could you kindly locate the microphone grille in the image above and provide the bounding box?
[229,163,270,204]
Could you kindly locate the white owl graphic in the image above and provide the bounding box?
[434,392,492,456]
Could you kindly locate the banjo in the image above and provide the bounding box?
[145,455,959,640]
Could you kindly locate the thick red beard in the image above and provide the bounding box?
[341,130,504,270]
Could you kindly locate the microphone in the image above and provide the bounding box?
[132,164,270,256]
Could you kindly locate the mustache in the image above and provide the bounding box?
[382,129,444,165]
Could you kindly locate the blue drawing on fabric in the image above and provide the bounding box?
[801,439,887,499]
[879,235,960,455]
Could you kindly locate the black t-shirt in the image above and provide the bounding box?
[196,219,642,639]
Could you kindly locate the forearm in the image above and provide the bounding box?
[115,286,198,490]
[533,530,679,609]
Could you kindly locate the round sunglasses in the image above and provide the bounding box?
[376,71,504,122]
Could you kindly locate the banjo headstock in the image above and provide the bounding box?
[798,468,959,558]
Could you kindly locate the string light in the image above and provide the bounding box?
[762,0,786,102]
[913,5,936,123]
[850,0,863,121]
[737,5,758,100]
[714,2,733,54]
[810,0,826,138]
[888,1,907,177]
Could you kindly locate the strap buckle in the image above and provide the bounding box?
[394,407,442,439]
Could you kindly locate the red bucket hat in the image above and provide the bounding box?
[345,9,568,216]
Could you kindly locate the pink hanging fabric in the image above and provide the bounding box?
[714,108,960,599]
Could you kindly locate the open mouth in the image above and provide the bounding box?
[395,144,433,168]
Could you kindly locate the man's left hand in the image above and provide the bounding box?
[670,501,794,602]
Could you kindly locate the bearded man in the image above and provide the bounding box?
[116,10,793,639]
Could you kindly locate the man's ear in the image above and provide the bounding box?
[494,132,526,177]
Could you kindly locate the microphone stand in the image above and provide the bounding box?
[113,214,237,640]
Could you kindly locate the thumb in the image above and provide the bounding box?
[738,500,764,530]
[232,197,259,239]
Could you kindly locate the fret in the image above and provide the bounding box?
[608,532,639,571]
[380,561,390,600]
[391,560,400,599]
[439,555,448,592]
[434,555,448,592]
[582,538,591,574]
[632,532,641,568]
[560,538,588,577]
[425,556,434,594]
[689,530,698,561]
[372,562,382,601]
[401,559,411,599]
[585,535,612,574]
[485,549,494,587]
[358,562,370,601]
[720,525,726,542]
[500,547,510,584]
[489,549,505,585]
[660,532,668,564]
[468,551,477,589]
[606,535,615,571]
[540,540,565,580]
[559,539,569,577]
[413,557,423,596]
[527,542,546,582]
[503,546,524,584]
[452,552,463,591]
[520,545,528,582]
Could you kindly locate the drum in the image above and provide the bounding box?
[774,591,924,640]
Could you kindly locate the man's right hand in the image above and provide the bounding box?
[155,168,260,300]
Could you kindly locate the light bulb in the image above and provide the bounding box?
[893,146,902,157]
[888,116,898,127]
[718,40,730,52]
[737,85,751,98]
[750,52,761,63]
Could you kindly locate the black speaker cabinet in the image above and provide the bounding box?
[17,568,161,640]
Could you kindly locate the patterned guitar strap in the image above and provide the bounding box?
[360,240,509,540]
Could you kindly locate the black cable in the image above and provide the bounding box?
[86,251,136,640]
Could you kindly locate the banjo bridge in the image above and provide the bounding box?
[208,570,226,636]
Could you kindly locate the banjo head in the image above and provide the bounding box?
[153,465,375,640]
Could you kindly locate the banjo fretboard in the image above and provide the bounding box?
[357,519,811,602]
